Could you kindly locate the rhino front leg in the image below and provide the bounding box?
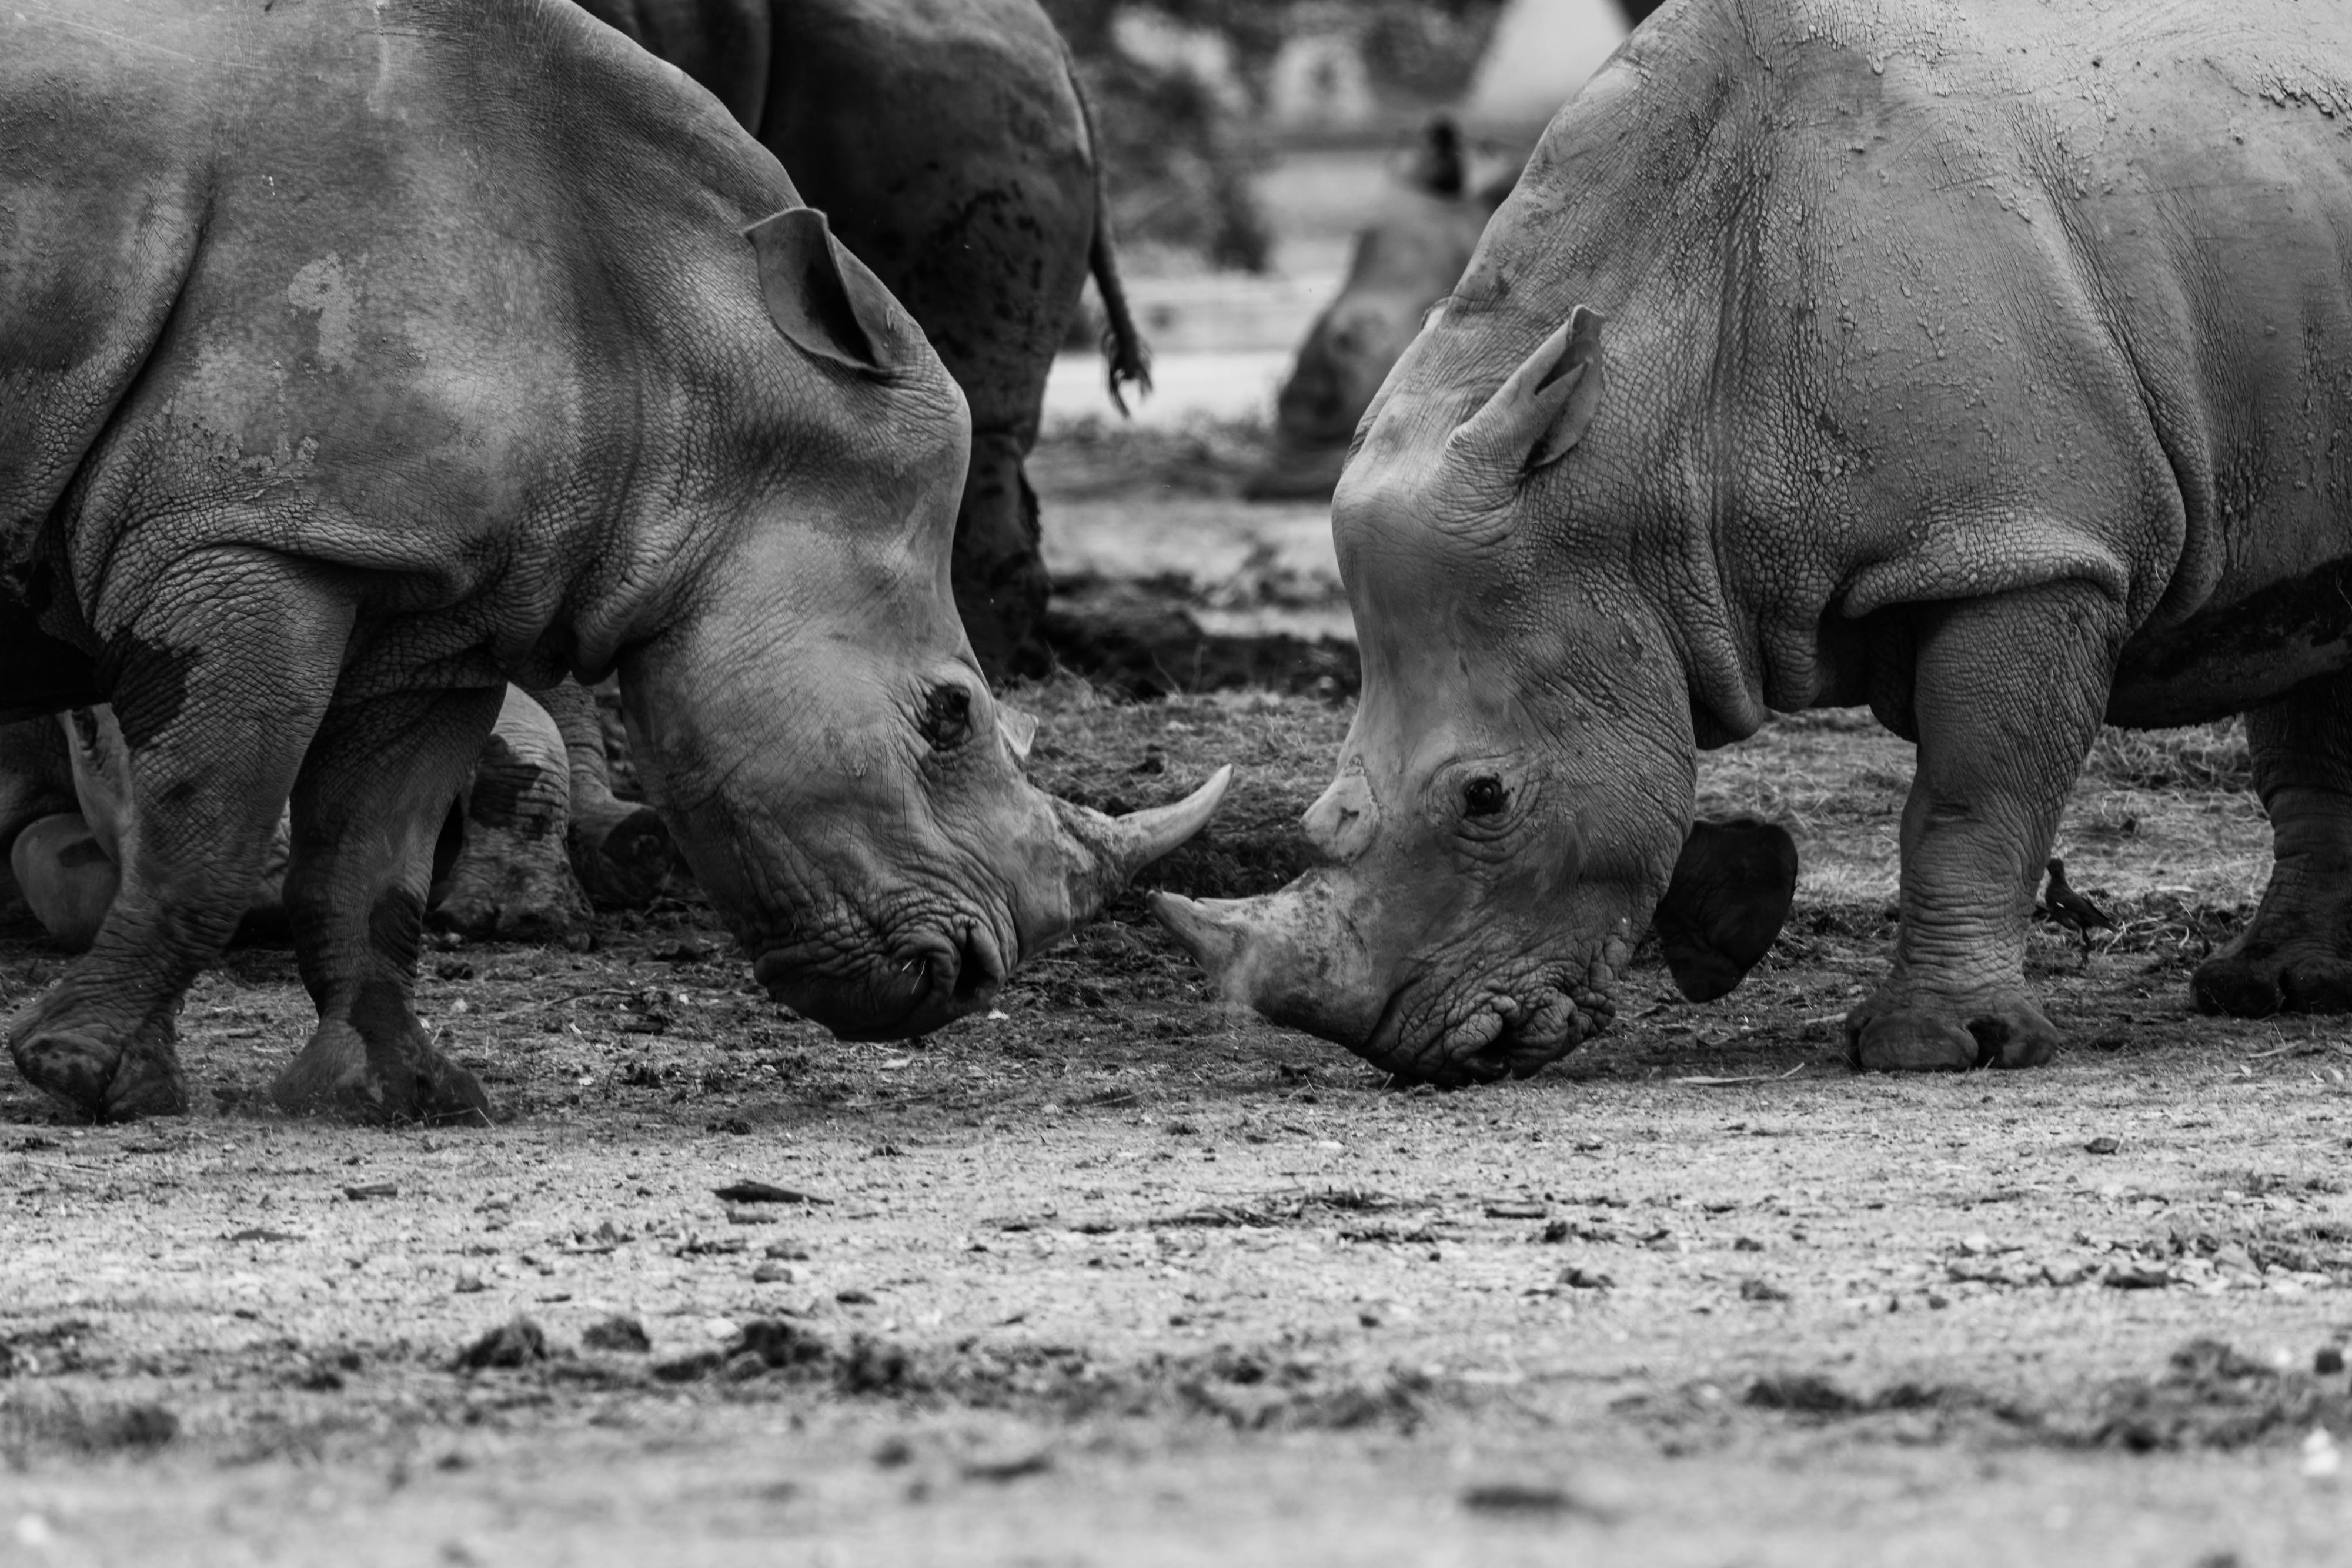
[530,678,674,910]
[1846,583,2117,1072]
[7,553,349,1119]
[273,687,503,1125]
[2193,676,2352,1014]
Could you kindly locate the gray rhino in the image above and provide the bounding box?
[578,0,1150,679]
[1246,122,1515,502]
[0,0,1221,1124]
[1154,0,2352,1084]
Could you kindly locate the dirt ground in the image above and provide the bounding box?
[6,434,2352,1566]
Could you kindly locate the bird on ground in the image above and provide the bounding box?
[2041,857,2116,962]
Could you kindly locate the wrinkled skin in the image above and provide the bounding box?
[0,0,1220,1124]
[578,0,1151,679]
[1245,128,1512,502]
[1155,0,2352,1082]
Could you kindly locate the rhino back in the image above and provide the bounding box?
[1429,0,2352,733]
[4,0,816,700]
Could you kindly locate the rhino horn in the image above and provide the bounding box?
[1144,890,1256,979]
[1054,765,1232,906]
[1147,871,1387,1048]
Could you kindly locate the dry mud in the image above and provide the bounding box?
[5,674,2351,1566]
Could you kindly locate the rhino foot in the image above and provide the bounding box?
[1845,987,2058,1072]
[10,1021,188,1122]
[566,798,677,910]
[2193,947,2352,1016]
[271,1018,492,1127]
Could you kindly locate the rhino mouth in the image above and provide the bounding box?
[1359,968,1616,1086]
[755,921,1008,1041]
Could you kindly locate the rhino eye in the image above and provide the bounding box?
[919,686,972,751]
[1462,776,1508,818]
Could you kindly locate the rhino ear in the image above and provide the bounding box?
[1649,817,1798,1004]
[1451,305,1605,474]
[743,206,907,373]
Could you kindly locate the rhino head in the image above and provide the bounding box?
[618,208,1227,1041]
[1154,302,1789,1084]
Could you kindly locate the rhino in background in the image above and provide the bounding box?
[1245,120,1521,503]
[1157,0,2352,1084]
[577,0,1151,681]
[0,0,1221,1125]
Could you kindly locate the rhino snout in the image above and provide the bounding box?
[755,920,1008,1042]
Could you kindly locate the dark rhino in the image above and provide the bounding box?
[1246,122,1515,502]
[1155,0,2352,1083]
[0,0,1221,1123]
[577,0,1151,678]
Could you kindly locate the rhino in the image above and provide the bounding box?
[577,0,1151,680]
[1152,0,2352,1084]
[1245,122,1516,503]
[0,0,1222,1124]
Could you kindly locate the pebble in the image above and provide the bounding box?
[2317,1346,2346,1376]
[453,1273,486,1295]
[1559,1266,1614,1291]
[2083,1135,2121,1155]
[753,1262,795,1285]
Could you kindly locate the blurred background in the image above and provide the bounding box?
[1028,0,1647,696]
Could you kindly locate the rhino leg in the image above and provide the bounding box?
[428,686,591,946]
[273,687,502,1125]
[1844,584,2113,1072]
[953,437,1051,683]
[531,678,674,910]
[8,557,346,1121]
[2193,677,2352,1015]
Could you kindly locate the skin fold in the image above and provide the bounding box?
[1155,0,2352,1083]
[0,0,1220,1125]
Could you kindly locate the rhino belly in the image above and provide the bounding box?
[2109,559,2352,728]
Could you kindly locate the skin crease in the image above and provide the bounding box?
[574,0,1151,680]
[1159,0,2352,1082]
[0,0,1211,1124]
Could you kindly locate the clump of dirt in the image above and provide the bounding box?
[2086,1339,2352,1453]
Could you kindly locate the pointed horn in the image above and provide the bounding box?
[1145,890,1254,979]
[1057,765,1232,895]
